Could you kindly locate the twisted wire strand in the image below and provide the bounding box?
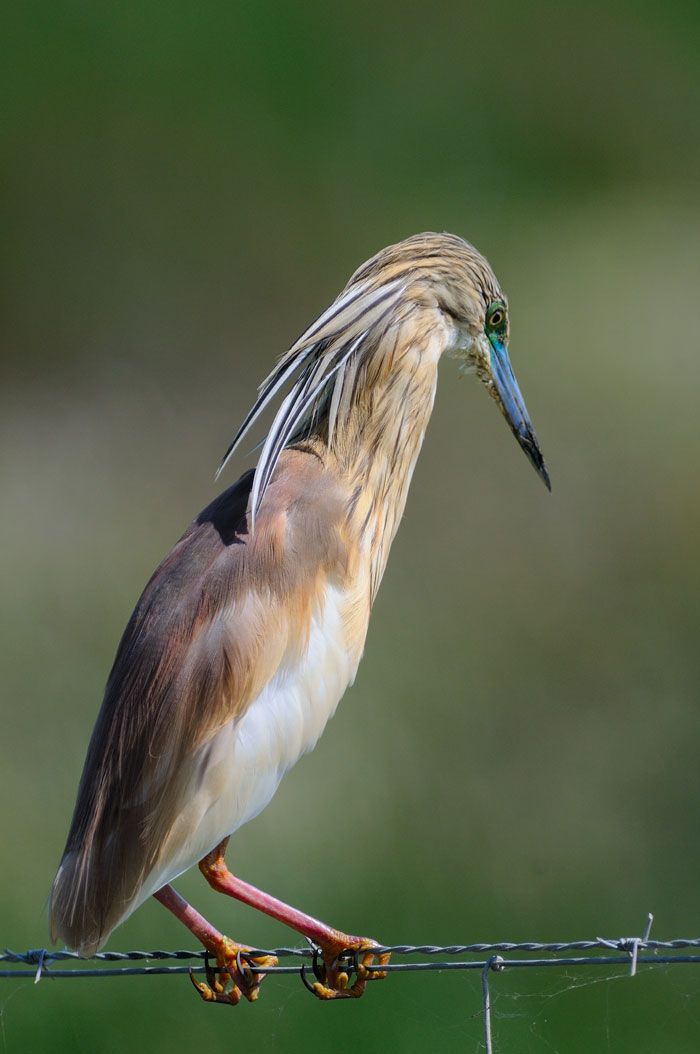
[4,935,700,979]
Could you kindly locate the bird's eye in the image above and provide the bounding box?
[487,303,506,330]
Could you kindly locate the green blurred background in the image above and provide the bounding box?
[2,1,700,1050]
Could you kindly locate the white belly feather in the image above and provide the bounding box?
[134,581,363,907]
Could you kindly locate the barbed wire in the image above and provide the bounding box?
[4,916,700,1054]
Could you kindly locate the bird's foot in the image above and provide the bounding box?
[189,937,277,1005]
[301,935,390,1000]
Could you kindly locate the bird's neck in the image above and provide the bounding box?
[309,354,440,602]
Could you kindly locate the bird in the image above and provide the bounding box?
[49,231,549,1004]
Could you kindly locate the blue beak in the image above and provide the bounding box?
[489,337,550,490]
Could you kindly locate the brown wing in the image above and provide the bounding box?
[49,447,352,954]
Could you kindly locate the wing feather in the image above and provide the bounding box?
[49,448,351,954]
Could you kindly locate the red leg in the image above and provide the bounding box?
[197,838,389,1000]
[153,882,277,1004]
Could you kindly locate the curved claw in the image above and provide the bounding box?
[189,966,242,1005]
[300,962,319,996]
[301,940,390,1001]
[190,944,278,1006]
[235,949,278,1002]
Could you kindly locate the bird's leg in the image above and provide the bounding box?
[153,882,277,1005]
[199,838,390,1000]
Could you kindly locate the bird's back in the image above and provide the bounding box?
[49,447,366,955]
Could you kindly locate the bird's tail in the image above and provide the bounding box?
[49,811,147,956]
[49,851,103,956]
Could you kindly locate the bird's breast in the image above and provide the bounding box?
[142,576,368,899]
[231,577,366,817]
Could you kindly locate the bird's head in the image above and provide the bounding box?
[219,232,550,523]
[351,232,551,490]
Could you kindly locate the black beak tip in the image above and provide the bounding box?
[520,434,551,491]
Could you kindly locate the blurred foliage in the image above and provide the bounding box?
[2,1,700,1050]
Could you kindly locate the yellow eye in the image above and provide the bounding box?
[487,304,506,329]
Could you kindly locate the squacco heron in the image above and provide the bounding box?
[50,232,549,1003]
